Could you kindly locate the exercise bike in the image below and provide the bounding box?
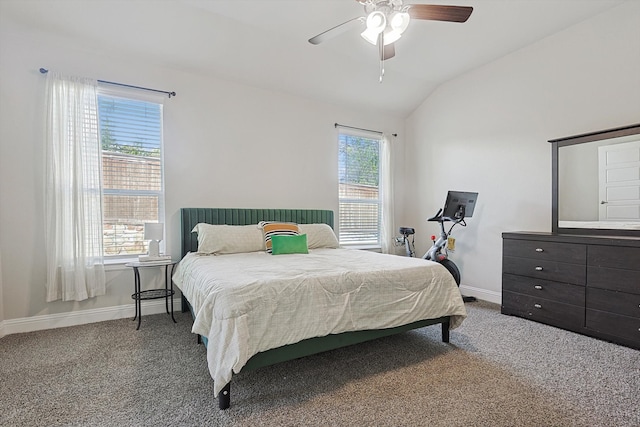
[396,191,478,303]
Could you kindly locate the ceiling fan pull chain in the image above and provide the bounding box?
[379,32,385,83]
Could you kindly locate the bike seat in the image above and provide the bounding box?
[399,227,415,235]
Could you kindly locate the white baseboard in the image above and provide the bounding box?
[459,284,501,305]
[0,298,182,337]
[0,287,499,338]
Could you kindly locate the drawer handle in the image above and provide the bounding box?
[534,304,542,309]
[535,266,543,271]
[534,285,543,290]
[535,248,544,252]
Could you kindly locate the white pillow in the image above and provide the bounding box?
[191,223,265,254]
[298,223,339,249]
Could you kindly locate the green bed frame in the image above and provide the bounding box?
[179,208,451,409]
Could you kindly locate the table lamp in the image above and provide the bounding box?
[144,223,164,258]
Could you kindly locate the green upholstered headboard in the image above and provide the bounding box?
[180,208,334,257]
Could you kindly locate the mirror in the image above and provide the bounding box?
[550,124,640,236]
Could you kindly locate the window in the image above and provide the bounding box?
[98,93,164,257]
[338,131,382,247]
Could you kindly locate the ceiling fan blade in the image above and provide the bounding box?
[407,5,473,23]
[382,43,395,61]
[308,17,364,45]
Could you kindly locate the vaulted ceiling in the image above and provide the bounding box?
[1,0,626,117]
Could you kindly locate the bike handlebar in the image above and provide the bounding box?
[427,208,444,222]
[427,207,467,226]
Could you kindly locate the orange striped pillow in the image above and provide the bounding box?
[259,221,300,253]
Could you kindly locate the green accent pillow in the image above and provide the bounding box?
[270,234,309,255]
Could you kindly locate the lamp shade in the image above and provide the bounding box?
[361,10,386,45]
[390,11,410,34]
[144,223,164,241]
[366,11,386,33]
[383,11,410,45]
[383,27,402,45]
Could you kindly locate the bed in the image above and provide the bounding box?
[174,208,467,409]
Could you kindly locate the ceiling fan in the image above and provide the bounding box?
[308,0,473,82]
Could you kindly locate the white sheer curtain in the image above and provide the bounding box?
[44,71,106,302]
[380,133,395,254]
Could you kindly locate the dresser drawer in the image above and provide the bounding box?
[503,239,586,263]
[503,256,586,285]
[503,273,585,305]
[502,291,584,330]
[586,288,640,319]
[588,245,640,270]
[587,266,640,295]
[586,309,640,344]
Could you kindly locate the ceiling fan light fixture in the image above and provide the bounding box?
[390,11,410,34]
[361,11,387,45]
[361,29,379,45]
[365,10,386,33]
[383,28,402,45]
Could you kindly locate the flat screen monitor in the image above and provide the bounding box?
[442,191,478,220]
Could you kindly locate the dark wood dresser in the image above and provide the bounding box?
[502,232,640,349]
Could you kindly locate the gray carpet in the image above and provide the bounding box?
[1,301,638,427]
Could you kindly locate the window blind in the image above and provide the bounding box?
[338,132,381,246]
[98,95,164,256]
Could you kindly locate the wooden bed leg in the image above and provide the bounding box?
[218,382,231,410]
[441,317,450,343]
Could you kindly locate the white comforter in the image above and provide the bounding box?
[173,248,467,395]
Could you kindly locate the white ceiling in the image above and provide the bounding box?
[1,0,626,117]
